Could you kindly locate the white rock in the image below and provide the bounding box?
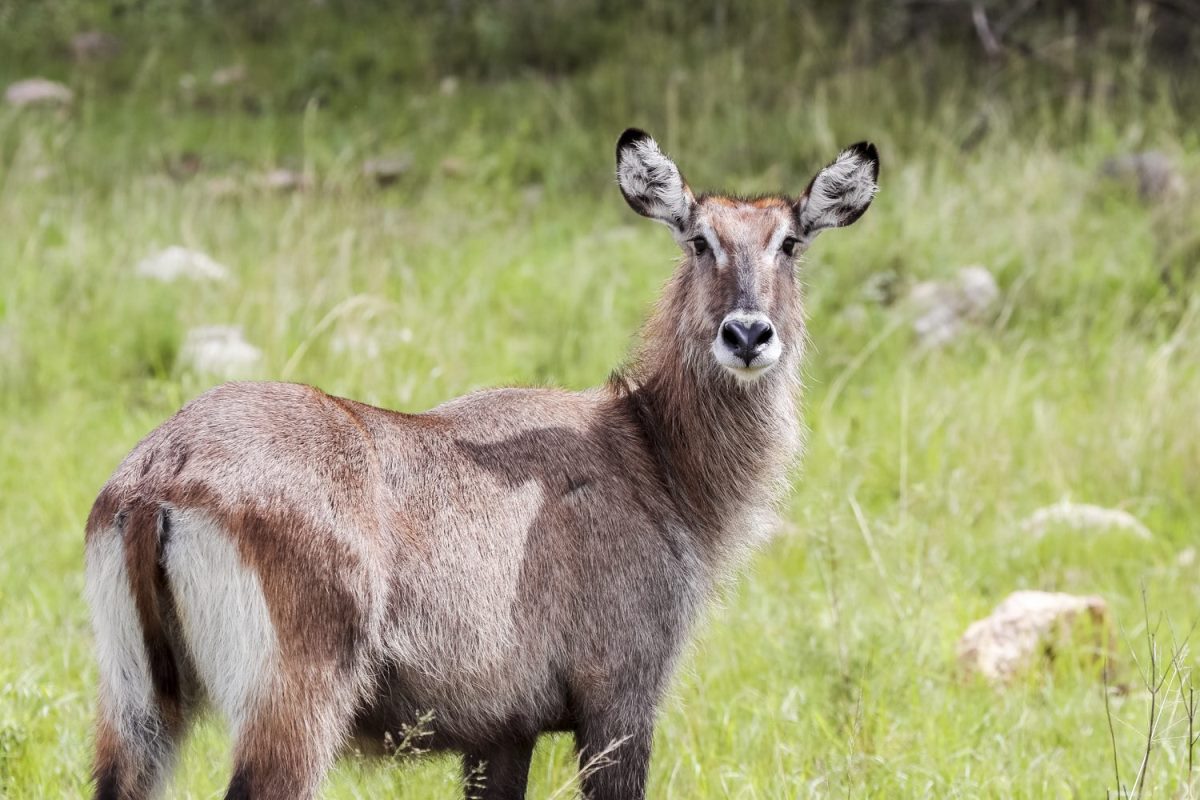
[957,591,1111,684]
[1022,501,1151,540]
[5,78,73,108]
[179,326,262,378]
[908,265,999,347]
[135,246,230,283]
[957,265,1000,312]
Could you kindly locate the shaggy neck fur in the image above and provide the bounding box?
[610,273,804,566]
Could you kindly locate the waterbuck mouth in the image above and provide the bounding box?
[711,311,782,382]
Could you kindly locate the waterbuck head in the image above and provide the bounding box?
[617,128,879,385]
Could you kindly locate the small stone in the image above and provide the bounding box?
[1100,152,1184,201]
[362,155,412,187]
[440,157,467,177]
[907,265,999,347]
[70,31,121,63]
[439,76,459,96]
[957,591,1113,684]
[179,326,262,378]
[135,246,230,283]
[211,64,247,87]
[1022,501,1151,540]
[258,169,310,192]
[5,78,73,108]
[957,265,1000,314]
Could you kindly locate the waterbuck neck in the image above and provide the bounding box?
[611,296,804,562]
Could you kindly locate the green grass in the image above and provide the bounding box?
[2,4,1200,797]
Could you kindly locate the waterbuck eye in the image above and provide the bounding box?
[781,236,799,257]
[689,236,709,256]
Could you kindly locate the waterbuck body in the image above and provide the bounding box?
[84,129,879,799]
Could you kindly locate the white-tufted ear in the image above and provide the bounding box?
[795,142,880,239]
[616,128,696,233]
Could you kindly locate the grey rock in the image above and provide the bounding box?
[957,591,1112,684]
[136,246,230,283]
[1100,152,1184,201]
[179,326,263,378]
[1022,501,1151,540]
[908,265,999,347]
[6,78,73,108]
[362,155,412,187]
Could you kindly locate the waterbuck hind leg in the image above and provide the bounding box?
[461,738,536,800]
[92,707,191,800]
[222,668,361,800]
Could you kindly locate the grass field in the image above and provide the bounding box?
[1,4,1199,797]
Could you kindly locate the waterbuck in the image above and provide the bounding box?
[84,129,879,799]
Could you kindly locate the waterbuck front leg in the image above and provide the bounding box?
[574,713,653,800]
[461,738,536,800]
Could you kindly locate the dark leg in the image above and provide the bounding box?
[574,715,653,800]
[462,739,536,800]
[458,738,535,800]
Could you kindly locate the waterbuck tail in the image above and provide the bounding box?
[84,493,188,799]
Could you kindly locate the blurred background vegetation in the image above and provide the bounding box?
[1,1,1198,797]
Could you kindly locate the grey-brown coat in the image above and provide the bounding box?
[84,129,879,800]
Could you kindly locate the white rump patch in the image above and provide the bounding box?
[617,134,694,231]
[86,532,156,740]
[161,508,279,735]
[798,144,879,237]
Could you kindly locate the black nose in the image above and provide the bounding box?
[720,319,773,366]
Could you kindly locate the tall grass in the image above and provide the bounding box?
[1,3,1198,797]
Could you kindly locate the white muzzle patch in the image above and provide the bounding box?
[711,310,782,382]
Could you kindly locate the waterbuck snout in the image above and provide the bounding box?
[617,128,878,384]
[85,129,878,800]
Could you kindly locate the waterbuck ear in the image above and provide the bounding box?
[616,128,695,233]
[795,142,880,239]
